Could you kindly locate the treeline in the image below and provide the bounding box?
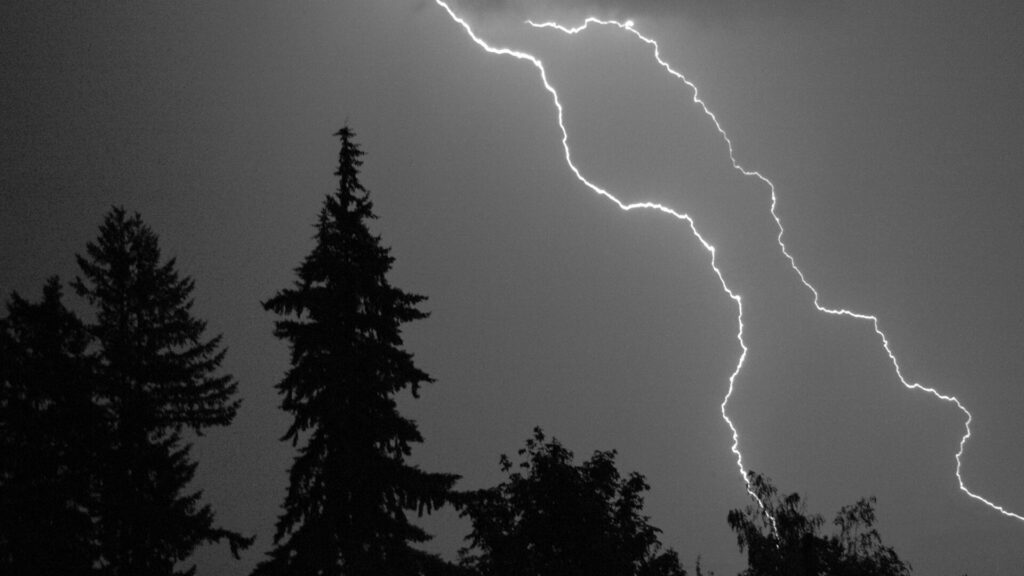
[2,126,913,576]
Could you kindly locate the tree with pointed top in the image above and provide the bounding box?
[254,126,459,576]
[73,207,251,575]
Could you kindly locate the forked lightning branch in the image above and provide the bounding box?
[432,0,1023,525]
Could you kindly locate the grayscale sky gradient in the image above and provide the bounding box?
[3,1,1023,574]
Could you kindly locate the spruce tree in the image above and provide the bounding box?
[1,278,100,575]
[73,207,251,575]
[255,126,458,576]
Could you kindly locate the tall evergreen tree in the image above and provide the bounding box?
[1,278,100,575]
[73,207,250,575]
[254,126,458,576]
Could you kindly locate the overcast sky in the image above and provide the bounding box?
[3,1,1024,574]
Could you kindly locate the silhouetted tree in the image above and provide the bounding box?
[254,126,458,576]
[458,427,687,576]
[1,278,100,575]
[73,207,250,575]
[727,472,911,576]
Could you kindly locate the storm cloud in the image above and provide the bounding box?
[450,0,826,25]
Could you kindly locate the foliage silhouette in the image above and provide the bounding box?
[74,207,251,575]
[727,472,911,576]
[254,126,459,576]
[1,279,100,575]
[458,427,687,576]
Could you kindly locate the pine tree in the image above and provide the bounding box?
[255,126,458,576]
[73,207,251,575]
[1,278,100,575]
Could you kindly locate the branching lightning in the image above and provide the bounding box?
[432,1,1024,525]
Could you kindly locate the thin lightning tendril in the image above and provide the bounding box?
[433,1,1024,525]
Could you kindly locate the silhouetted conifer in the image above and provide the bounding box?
[458,428,687,576]
[727,472,911,576]
[254,126,458,576]
[73,207,250,575]
[1,278,100,575]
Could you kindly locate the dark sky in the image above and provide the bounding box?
[3,1,1024,574]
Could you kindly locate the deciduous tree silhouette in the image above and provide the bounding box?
[727,472,911,576]
[254,126,458,576]
[74,207,250,575]
[458,427,687,576]
[1,278,100,575]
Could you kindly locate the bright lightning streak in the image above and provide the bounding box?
[430,0,775,525]
[526,16,1024,525]
[432,1,1024,525]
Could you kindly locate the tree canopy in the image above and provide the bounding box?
[728,472,911,576]
[458,427,687,576]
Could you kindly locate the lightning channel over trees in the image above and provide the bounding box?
[0,121,931,576]
[727,472,912,576]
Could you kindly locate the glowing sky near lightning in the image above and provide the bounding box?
[416,0,1024,570]
[433,0,1024,526]
[2,1,1023,574]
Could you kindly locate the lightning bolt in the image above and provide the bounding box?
[431,1,1024,525]
[430,0,776,525]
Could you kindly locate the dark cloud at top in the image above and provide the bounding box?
[455,0,826,25]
